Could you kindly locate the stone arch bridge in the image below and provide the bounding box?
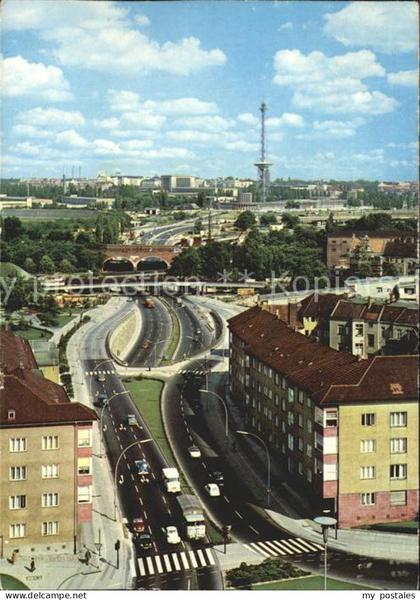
[104,244,180,272]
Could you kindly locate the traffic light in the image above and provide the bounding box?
[114,540,121,551]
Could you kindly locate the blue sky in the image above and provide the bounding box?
[1,0,418,180]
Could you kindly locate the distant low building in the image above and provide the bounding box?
[59,196,115,208]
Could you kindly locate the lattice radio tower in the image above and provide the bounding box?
[254,102,272,202]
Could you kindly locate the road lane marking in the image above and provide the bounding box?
[171,553,181,571]
[275,540,295,554]
[295,537,323,552]
[163,554,172,572]
[205,548,215,566]
[224,496,230,503]
[257,542,278,557]
[249,542,270,557]
[155,555,163,574]
[188,550,198,569]
[143,510,148,519]
[196,549,206,567]
[162,496,167,504]
[135,485,139,493]
[180,551,189,569]
[146,556,154,575]
[285,538,311,553]
[137,558,146,577]
[249,525,259,534]
[266,541,286,555]
[243,544,258,554]
[234,510,244,519]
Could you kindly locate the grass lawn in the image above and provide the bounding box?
[252,576,373,591]
[161,303,180,363]
[0,262,32,280]
[125,378,191,492]
[363,520,419,533]
[52,312,81,328]
[14,326,52,341]
[0,574,29,590]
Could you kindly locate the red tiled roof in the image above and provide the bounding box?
[228,307,418,406]
[0,370,97,427]
[298,293,346,320]
[0,327,37,373]
[327,230,402,239]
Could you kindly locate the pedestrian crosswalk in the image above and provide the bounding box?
[180,368,207,377]
[137,547,216,578]
[85,369,114,376]
[243,538,323,558]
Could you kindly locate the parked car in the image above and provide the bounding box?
[132,517,145,534]
[164,525,181,545]
[205,483,221,497]
[94,393,108,408]
[127,414,138,426]
[135,459,151,481]
[188,445,201,458]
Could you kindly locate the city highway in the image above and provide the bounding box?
[125,297,172,367]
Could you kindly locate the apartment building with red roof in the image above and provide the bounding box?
[0,328,97,555]
[228,307,418,527]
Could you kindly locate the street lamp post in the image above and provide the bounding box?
[199,389,228,437]
[99,390,130,457]
[314,515,337,591]
[113,439,152,520]
[236,430,271,508]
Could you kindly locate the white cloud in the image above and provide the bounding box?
[387,70,418,87]
[134,15,150,27]
[324,2,418,53]
[298,117,366,139]
[390,159,411,168]
[224,140,259,153]
[174,115,235,132]
[143,98,218,115]
[93,139,122,156]
[273,49,398,115]
[122,139,154,151]
[167,130,219,143]
[55,129,88,147]
[108,90,140,112]
[12,124,53,139]
[237,113,259,126]
[352,149,384,163]
[14,142,44,156]
[278,21,293,31]
[122,111,166,129]
[93,117,121,130]
[1,56,71,100]
[267,113,305,128]
[17,107,85,128]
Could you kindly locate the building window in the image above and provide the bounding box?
[324,463,337,481]
[325,410,338,428]
[390,438,407,454]
[10,523,26,538]
[288,388,295,403]
[297,413,303,428]
[298,462,303,475]
[361,413,375,426]
[42,521,59,536]
[77,429,92,448]
[361,493,375,506]
[287,412,294,426]
[298,437,303,452]
[9,438,27,453]
[78,486,92,504]
[307,419,313,433]
[287,434,294,451]
[390,490,407,506]
[42,464,59,479]
[360,439,376,453]
[390,464,407,480]
[42,436,59,450]
[42,493,59,507]
[8,410,16,421]
[390,412,407,427]
[360,466,375,479]
[355,323,364,336]
[306,444,312,457]
[306,469,312,482]
[10,466,27,481]
[367,334,375,347]
[9,495,27,510]
[315,432,323,451]
[298,391,304,405]
[281,398,286,411]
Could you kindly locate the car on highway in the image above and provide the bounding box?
[96,372,106,382]
[135,459,151,481]
[127,414,138,426]
[132,517,145,534]
[94,393,108,408]
[188,445,201,458]
[164,525,181,545]
[210,471,224,486]
[205,483,221,497]
[136,533,153,552]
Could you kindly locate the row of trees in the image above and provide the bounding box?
[348,191,417,210]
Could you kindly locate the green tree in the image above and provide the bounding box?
[169,247,202,277]
[325,212,335,233]
[3,216,24,241]
[39,255,56,273]
[234,211,256,230]
[260,213,277,226]
[23,257,37,273]
[281,213,300,229]
[59,258,74,272]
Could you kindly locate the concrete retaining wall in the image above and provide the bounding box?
[108,305,142,364]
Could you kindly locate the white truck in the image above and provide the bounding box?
[177,494,206,540]
[162,468,181,493]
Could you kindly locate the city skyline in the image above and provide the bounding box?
[1,0,418,180]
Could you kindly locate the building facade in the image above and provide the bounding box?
[228,307,418,527]
[0,329,96,556]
